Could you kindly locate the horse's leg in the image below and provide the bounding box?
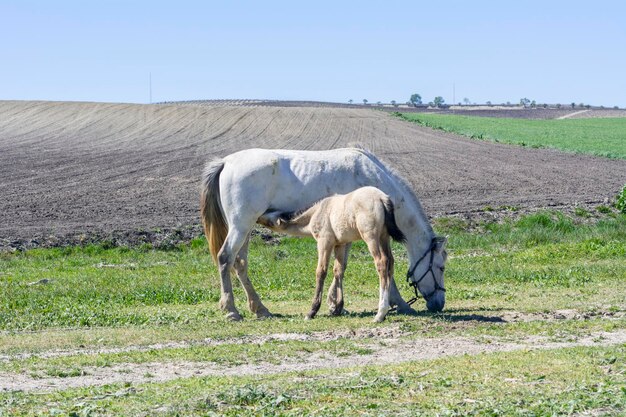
[387,246,417,315]
[365,237,391,322]
[217,227,251,321]
[233,236,272,319]
[307,240,333,320]
[328,243,349,316]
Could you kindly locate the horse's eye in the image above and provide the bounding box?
[440,266,445,272]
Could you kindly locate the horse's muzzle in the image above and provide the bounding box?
[426,291,445,312]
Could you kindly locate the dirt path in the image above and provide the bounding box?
[0,325,408,362]
[557,109,590,119]
[3,308,623,363]
[2,329,625,393]
[1,101,625,246]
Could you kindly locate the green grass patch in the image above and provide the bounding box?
[3,337,369,376]
[1,213,624,335]
[1,212,625,414]
[2,344,624,416]
[3,317,623,378]
[397,113,626,159]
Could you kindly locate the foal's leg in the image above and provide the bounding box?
[328,243,349,316]
[365,237,392,322]
[307,240,333,320]
[233,236,272,319]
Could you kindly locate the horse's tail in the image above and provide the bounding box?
[383,198,406,243]
[200,159,228,264]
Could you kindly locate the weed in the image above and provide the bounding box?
[616,184,626,214]
[574,207,591,217]
[44,367,86,378]
[432,217,469,234]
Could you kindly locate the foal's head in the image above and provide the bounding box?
[408,236,448,312]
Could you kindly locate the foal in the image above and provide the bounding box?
[258,186,406,322]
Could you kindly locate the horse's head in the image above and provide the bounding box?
[257,210,288,230]
[408,236,447,312]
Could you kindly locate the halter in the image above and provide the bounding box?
[405,238,446,304]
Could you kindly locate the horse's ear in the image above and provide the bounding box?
[434,236,448,252]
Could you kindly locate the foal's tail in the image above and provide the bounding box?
[383,198,406,243]
[200,159,228,264]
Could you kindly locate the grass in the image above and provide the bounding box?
[2,345,624,416]
[396,113,626,159]
[1,212,624,334]
[2,316,623,378]
[1,212,625,415]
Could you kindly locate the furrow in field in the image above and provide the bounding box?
[1,101,625,243]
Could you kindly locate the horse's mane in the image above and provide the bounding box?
[350,147,434,237]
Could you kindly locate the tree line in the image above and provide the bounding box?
[347,94,614,109]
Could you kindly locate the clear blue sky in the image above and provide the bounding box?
[2,1,625,107]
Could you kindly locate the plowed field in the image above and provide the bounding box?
[1,100,624,244]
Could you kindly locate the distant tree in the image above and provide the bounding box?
[556,103,562,108]
[433,96,445,107]
[391,100,397,107]
[614,106,619,109]
[376,101,382,106]
[506,101,511,106]
[542,103,548,108]
[585,104,591,109]
[363,99,368,105]
[409,93,422,106]
[348,99,353,104]
[530,100,536,108]
[463,97,470,105]
[486,101,492,106]
[579,103,584,108]
[428,102,434,107]
[571,102,576,109]
[520,98,531,107]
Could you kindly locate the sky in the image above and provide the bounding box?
[1,1,625,107]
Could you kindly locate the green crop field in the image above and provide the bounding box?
[397,113,626,159]
[1,210,625,415]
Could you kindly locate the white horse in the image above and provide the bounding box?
[201,148,447,321]
[258,186,416,322]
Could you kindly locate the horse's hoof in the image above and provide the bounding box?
[373,314,387,323]
[396,306,418,316]
[329,308,343,316]
[304,313,316,320]
[255,306,274,319]
[226,311,243,321]
[256,310,273,320]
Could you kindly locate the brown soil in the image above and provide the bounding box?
[1,101,624,248]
